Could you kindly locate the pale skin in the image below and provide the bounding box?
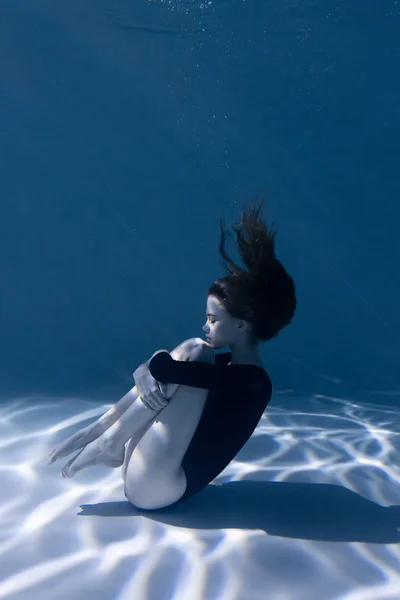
[47,295,263,510]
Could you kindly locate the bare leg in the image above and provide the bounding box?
[60,341,214,485]
[59,339,211,478]
[48,339,198,465]
[123,341,216,509]
[47,388,141,464]
[123,378,212,509]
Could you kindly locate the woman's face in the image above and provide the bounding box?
[202,295,239,349]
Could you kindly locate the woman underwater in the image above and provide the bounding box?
[48,198,296,510]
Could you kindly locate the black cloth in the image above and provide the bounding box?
[149,351,273,503]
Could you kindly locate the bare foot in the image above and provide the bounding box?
[61,437,125,478]
[48,425,98,465]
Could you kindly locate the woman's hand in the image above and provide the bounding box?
[133,363,169,411]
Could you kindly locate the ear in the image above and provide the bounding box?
[238,319,252,334]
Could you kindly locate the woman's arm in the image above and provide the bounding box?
[149,351,232,390]
[134,349,180,401]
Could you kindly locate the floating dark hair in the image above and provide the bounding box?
[208,197,296,342]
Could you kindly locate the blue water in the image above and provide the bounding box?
[1,1,400,599]
[1,0,399,398]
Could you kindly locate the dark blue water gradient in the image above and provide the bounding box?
[0,0,399,399]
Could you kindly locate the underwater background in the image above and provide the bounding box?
[1,1,399,598]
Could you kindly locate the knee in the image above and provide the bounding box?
[189,338,215,363]
[170,337,214,363]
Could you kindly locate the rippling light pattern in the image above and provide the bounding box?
[1,392,400,600]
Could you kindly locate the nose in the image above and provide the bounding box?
[202,324,208,333]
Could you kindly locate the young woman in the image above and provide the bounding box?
[48,198,296,510]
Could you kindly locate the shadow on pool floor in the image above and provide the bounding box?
[78,480,400,544]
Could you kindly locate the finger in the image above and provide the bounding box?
[148,393,166,411]
[150,394,162,410]
[155,396,169,410]
[143,397,157,411]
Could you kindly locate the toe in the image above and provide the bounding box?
[48,450,60,464]
[61,461,72,478]
[61,450,83,478]
[48,445,66,464]
[61,464,71,478]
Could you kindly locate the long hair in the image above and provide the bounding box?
[208,197,296,341]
